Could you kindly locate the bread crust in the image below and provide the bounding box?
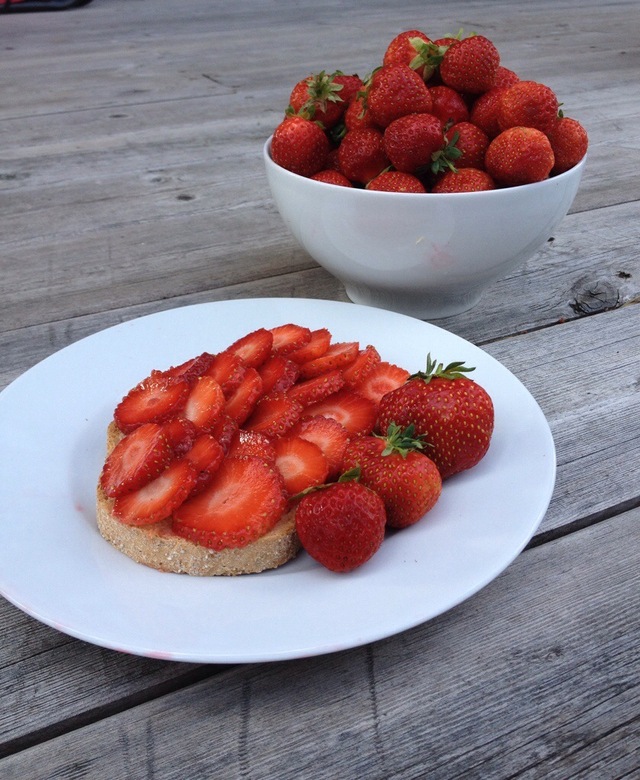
[96,422,301,576]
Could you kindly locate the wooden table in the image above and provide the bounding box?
[1,0,639,776]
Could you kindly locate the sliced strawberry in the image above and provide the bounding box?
[161,417,197,456]
[299,341,360,379]
[113,459,198,526]
[154,352,215,384]
[258,354,300,395]
[172,456,287,550]
[244,393,304,438]
[355,361,410,405]
[227,430,277,463]
[209,413,239,453]
[342,345,382,388]
[223,328,273,368]
[287,369,345,406]
[290,415,350,479]
[288,327,332,364]
[273,436,329,495]
[184,433,225,472]
[204,351,247,397]
[269,323,312,355]
[114,375,190,433]
[304,389,378,436]
[223,367,263,425]
[100,422,174,498]
[182,375,225,431]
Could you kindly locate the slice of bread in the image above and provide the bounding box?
[96,422,301,576]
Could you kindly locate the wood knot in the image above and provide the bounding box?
[569,278,621,316]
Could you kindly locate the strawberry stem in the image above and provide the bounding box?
[409,353,476,383]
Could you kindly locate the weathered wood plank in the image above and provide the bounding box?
[1,508,637,779]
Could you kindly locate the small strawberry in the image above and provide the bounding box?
[440,35,500,94]
[497,80,560,134]
[244,393,304,438]
[258,355,300,395]
[294,478,386,572]
[376,354,494,479]
[366,171,426,193]
[273,435,329,495]
[287,369,345,406]
[337,127,390,184]
[354,361,410,405]
[287,71,348,129]
[332,72,364,106]
[485,126,555,185]
[304,389,378,436]
[344,93,379,132]
[172,456,287,550]
[299,341,360,378]
[546,115,588,174]
[114,375,190,433]
[113,459,198,526]
[445,121,489,169]
[383,29,437,81]
[366,64,433,128]
[429,85,470,127]
[290,415,350,479]
[271,115,330,177]
[223,327,273,369]
[182,375,225,431]
[311,170,354,187]
[469,87,508,139]
[342,424,442,528]
[431,168,496,193]
[287,327,332,364]
[383,112,449,174]
[100,422,174,498]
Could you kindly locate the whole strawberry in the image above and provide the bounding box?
[376,355,494,480]
[439,35,500,94]
[366,64,433,128]
[367,171,426,192]
[294,479,387,572]
[445,121,489,169]
[497,80,560,134]
[383,29,438,81]
[429,85,470,127]
[271,115,330,177]
[338,127,389,184]
[383,113,453,174]
[287,71,348,129]
[485,126,555,185]
[546,115,588,174]
[342,424,442,528]
[431,168,496,193]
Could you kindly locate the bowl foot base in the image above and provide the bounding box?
[343,283,483,320]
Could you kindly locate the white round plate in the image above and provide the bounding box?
[0,298,555,663]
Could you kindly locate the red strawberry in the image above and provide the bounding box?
[223,367,263,425]
[223,328,273,369]
[161,416,197,456]
[294,479,386,572]
[332,72,365,106]
[287,71,348,129]
[182,375,225,431]
[344,93,379,132]
[497,80,559,134]
[244,393,303,438]
[290,415,350,479]
[299,341,359,379]
[311,170,354,187]
[367,64,433,128]
[184,433,225,472]
[100,422,174,498]
[546,115,589,174]
[227,429,277,463]
[376,355,494,479]
[445,121,489,169]
[155,352,215,384]
[114,375,190,433]
[113,459,198,526]
[439,35,500,94]
[288,327,332,364]
[287,369,345,406]
[383,112,447,174]
[342,423,442,528]
[469,87,508,139]
[429,85,470,127]
[271,115,330,177]
[431,168,496,193]
[367,171,426,193]
[337,128,390,185]
[269,323,312,355]
[354,361,410,405]
[273,436,329,495]
[494,66,520,88]
[209,413,239,453]
[485,126,555,185]
[304,389,377,436]
[258,354,300,395]
[341,345,381,388]
[383,29,437,81]
[204,351,247,397]
[172,457,287,550]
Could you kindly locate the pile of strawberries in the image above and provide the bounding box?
[100,323,494,573]
[270,29,588,192]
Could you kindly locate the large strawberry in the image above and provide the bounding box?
[337,127,389,184]
[287,71,351,129]
[546,115,589,174]
[271,115,330,177]
[376,355,494,479]
[294,478,386,572]
[497,80,559,134]
[439,35,500,94]
[342,423,442,528]
[485,126,555,185]
[366,64,433,128]
[382,29,438,81]
[383,113,451,174]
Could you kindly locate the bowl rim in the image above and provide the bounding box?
[263,136,587,198]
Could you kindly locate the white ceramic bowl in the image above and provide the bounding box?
[264,138,586,319]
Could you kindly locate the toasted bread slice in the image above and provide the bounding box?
[96,422,301,576]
